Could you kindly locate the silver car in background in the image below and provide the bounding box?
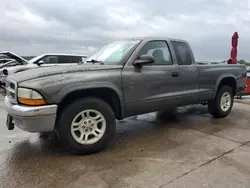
[0,59,14,64]
[0,51,87,88]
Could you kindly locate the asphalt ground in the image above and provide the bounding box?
[0,95,249,188]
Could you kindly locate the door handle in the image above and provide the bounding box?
[171,72,179,77]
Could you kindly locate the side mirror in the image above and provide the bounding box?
[133,55,154,67]
[37,60,44,66]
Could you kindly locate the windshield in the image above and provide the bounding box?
[85,40,141,65]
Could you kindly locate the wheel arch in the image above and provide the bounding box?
[213,75,237,99]
[56,83,124,120]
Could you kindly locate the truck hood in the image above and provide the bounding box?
[9,64,123,83]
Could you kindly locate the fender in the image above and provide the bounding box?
[212,74,236,99]
[55,82,124,117]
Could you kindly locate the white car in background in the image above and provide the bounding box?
[0,51,87,88]
[0,59,14,64]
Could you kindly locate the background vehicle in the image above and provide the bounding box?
[0,60,22,68]
[4,37,246,155]
[28,53,87,66]
[0,59,14,64]
[241,68,250,95]
[196,61,227,65]
[0,52,87,87]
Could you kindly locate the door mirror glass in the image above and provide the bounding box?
[133,55,154,67]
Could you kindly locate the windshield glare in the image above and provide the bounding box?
[85,40,140,64]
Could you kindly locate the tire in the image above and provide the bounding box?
[56,97,116,155]
[208,85,233,118]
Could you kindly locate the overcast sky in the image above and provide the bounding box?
[1,0,249,61]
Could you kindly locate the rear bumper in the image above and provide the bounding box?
[4,96,58,132]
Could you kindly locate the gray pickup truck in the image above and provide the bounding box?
[4,37,246,154]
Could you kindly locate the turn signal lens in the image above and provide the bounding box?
[18,98,46,105]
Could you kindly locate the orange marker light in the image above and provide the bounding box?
[18,97,46,106]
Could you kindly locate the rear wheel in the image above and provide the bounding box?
[208,85,233,118]
[56,97,116,155]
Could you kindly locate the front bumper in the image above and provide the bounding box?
[4,96,58,132]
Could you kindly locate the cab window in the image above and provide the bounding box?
[138,41,172,65]
[171,41,192,65]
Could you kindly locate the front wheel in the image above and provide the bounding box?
[208,85,233,118]
[56,97,116,155]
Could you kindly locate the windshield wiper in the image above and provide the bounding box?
[86,59,104,65]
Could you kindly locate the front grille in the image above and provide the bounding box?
[6,79,17,103]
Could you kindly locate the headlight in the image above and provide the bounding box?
[17,88,46,105]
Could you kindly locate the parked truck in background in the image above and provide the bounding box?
[4,37,246,155]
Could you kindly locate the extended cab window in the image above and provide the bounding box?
[171,41,192,65]
[138,41,172,65]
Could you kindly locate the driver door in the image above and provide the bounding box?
[122,40,180,117]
